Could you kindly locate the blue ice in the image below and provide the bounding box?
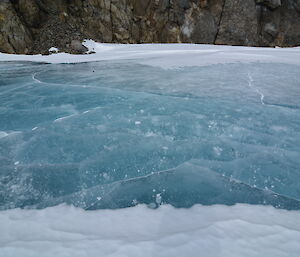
[0,61,300,210]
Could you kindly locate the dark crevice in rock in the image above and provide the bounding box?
[168,0,171,20]
[110,0,114,42]
[7,35,17,53]
[214,0,226,44]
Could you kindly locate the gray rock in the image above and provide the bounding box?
[264,23,278,38]
[256,0,281,9]
[70,40,88,54]
[293,0,300,13]
[216,0,259,46]
[0,0,32,54]
[17,0,41,27]
[0,0,299,54]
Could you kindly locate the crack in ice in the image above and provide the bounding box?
[32,72,44,84]
[247,72,265,105]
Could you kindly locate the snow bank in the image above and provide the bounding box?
[0,40,300,68]
[1,204,300,257]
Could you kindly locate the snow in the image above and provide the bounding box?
[0,40,299,68]
[48,47,58,53]
[1,204,300,257]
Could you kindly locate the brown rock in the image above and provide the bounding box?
[0,0,299,54]
[0,0,32,54]
[216,0,259,46]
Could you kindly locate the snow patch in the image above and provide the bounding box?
[1,40,300,69]
[48,47,59,53]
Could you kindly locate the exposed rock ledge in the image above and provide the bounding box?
[0,0,300,54]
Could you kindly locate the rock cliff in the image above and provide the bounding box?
[0,0,299,54]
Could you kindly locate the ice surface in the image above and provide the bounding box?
[36,161,300,211]
[0,60,300,210]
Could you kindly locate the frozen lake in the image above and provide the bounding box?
[1,60,300,210]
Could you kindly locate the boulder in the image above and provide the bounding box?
[70,40,88,54]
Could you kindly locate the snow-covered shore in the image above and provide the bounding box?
[1,40,300,68]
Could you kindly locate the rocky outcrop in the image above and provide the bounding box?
[0,0,299,54]
[0,0,32,53]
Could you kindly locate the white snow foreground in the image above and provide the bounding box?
[0,40,300,68]
[1,204,300,257]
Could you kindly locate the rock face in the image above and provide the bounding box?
[0,0,299,54]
